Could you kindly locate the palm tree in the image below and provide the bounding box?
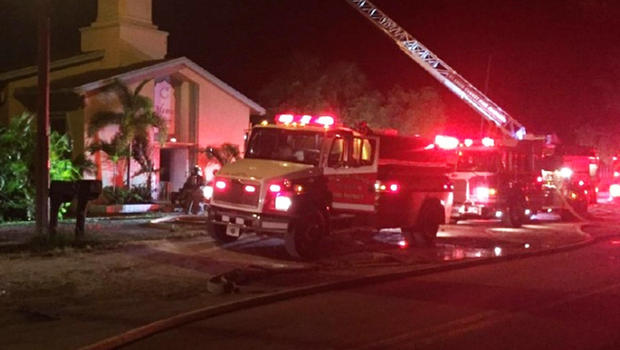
[87,79,167,193]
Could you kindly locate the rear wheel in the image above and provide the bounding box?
[207,221,239,243]
[408,201,444,247]
[503,198,525,228]
[285,210,326,260]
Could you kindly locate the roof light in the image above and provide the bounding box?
[464,139,473,147]
[434,135,459,150]
[276,114,294,124]
[244,185,256,193]
[300,115,312,124]
[269,184,282,193]
[315,115,335,127]
[481,137,495,147]
[559,167,573,179]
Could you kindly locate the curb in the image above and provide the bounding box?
[79,222,609,350]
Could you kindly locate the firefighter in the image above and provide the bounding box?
[180,165,205,214]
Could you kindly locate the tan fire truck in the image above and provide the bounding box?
[206,114,453,259]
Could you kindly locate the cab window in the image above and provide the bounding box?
[328,138,346,167]
[349,137,374,167]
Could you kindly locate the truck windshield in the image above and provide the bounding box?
[245,127,323,165]
[456,150,501,172]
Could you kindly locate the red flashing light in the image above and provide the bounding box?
[435,135,459,150]
[215,180,227,190]
[244,185,256,193]
[464,139,473,147]
[482,137,495,147]
[537,176,543,183]
[389,183,400,192]
[398,240,408,248]
[300,115,312,124]
[277,114,294,124]
[269,184,282,193]
[315,115,335,127]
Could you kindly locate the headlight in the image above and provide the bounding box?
[274,195,292,211]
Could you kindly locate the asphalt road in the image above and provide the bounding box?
[125,237,620,350]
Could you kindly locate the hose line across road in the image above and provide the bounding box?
[79,220,617,350]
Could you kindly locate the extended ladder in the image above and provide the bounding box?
[346,0,529,140]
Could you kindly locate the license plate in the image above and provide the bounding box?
[226,224,241,237]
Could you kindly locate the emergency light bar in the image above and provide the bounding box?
[434,135,496,149]
[275,114,335,127]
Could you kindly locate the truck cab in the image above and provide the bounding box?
[207,114,453,259]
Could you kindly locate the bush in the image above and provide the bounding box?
[101,185,153,205]
[0,113,83,222]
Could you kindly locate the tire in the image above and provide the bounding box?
[207,221,239,243]
[285,210,326,260]
[411,202,444,247]
[503,199,525,228]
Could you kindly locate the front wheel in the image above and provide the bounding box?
[207,221,239,244]
[285,210,326,260]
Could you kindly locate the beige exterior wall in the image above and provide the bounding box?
[178,67,250,149]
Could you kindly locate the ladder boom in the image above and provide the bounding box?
[346,0,528,140]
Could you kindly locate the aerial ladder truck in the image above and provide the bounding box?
[345,0,590,225]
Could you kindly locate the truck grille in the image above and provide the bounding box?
[213,179,260,208]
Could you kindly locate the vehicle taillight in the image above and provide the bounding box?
[375,181,400,193]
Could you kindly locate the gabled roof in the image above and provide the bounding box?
[69,57,265,115]
[10,56,265,115]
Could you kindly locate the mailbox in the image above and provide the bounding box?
[49,180,102,238]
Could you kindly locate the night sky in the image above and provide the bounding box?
[1,0,619,139]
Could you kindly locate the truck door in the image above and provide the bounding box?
[324,134,378,212]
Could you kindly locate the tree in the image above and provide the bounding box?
[384,85,446,137]
[258,54,446,135]
[87,79,167,193]
[258,55,392,129]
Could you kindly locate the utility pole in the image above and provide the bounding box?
[35,0,51,236]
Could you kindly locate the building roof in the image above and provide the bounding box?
[9,56,265,115]
[0,51,105,83]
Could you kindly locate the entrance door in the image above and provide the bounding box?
[160,148,189,199]
[323,134,377,213]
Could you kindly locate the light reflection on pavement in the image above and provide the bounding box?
[146,214,588,279]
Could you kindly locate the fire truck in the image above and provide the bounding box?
[345,0,589,224]
[433,135,544,226]
[206,114,453,259]
[435,135,590,226]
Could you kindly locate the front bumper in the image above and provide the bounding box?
[452,202,501,219]
[208,205,291,235]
